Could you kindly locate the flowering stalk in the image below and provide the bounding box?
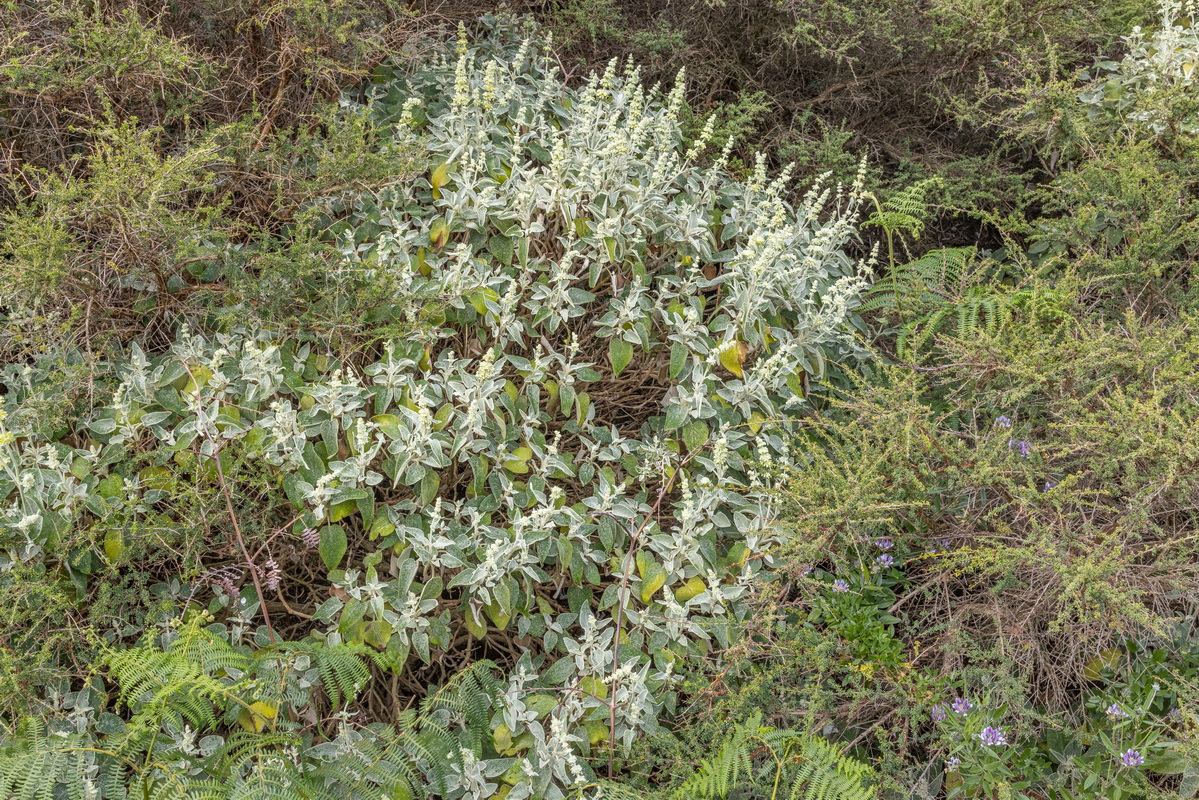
[606,453,692,777]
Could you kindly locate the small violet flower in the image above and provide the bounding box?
[952,697,973,715]
[1009,439,1032,458]
[931,704,948,723]
[945,757,961,769]
[1120,749,1143,768]
[876,554,895,568]
[1106,703,1128,719]
[832,579,849,593]
[1044,479,1058,492]
[976,726,1007,746]
[994,415,1012,428]
[875,537,893,550]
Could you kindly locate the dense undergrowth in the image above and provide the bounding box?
[1,1,1198,799]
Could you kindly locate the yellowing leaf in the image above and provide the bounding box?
[718,340,748,378]
[373,414,402,438]
[502,446,534,474]
[638,556,667,604]
[430,161,452,199]
[494,723,515,754]
[500,759,527,785]
[469,287,499,315]
[238,701,277,733]
[364,619,392,649]
[747,411,766,435]
[430,218,450,249]
[464,609,488,639]
[483,600,512,630]
[368,518,395,541]
[575,391,591,427]
[1083,648,1122,681]
[674,576,707,603]
[139,466,174,492]
[328,499,358,523]
[525,693,557,719]
[176,365,213,393]
[579,675,608,701]
[585,720,610,745]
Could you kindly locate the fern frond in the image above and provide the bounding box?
[864,246,974,317]
[315,643,372,710]
[785,737,874,800]
[671,712,873,800]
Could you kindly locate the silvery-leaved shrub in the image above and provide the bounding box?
[1079,0,1199,135]
[0,14,872,798]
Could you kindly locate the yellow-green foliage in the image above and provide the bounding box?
[783,293,1199,671]
[4,3,1199,800]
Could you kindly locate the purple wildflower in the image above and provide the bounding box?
[876,554,895,568]
[799,564,814,578]
[952,697,973,715]
[875,537,894,550]
[301,527,320,549]
[931,704,948,722]
[1106,703,1128,719]
[1169,707,1181,721]
[207,565,243,598]
[262,559,282,592]
[1009,439,1032,458]
[1044,479,1058,492]
[1120,749,1143,768]
[994,415,1012,428]
[832,579,849,593]
[945,757,961,769]
[976,726,1007,746]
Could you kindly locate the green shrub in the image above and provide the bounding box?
[0,0,423,357]
[0,15,873,798]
